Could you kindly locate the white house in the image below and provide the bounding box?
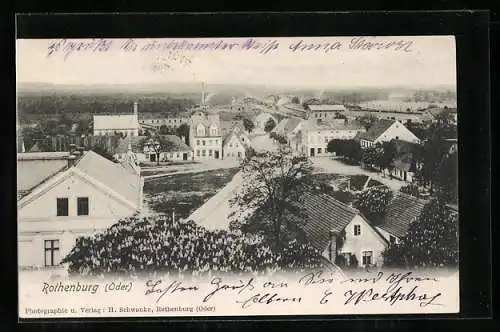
[292,192,389,268]
[222,128,252,160]
[114,135,193,163]
[307,104,347,120]
[138,112,189,129]
[189,112,223,160]
[17,151,143,271]
[375,192,428,245]
[357,119,420,148]
[252,112,278,133]
[301,119,365,157]
[93,102,140,136]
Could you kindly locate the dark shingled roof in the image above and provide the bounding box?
[272,118,302,135]
[288,192,359,252]
[357,119,395,142]
[377,192,428,238]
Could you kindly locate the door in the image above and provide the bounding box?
[404,171,407,181]
[310,148,315,157]
[183,153,188,160]
[214,150,219,159]
[150,154,156,162]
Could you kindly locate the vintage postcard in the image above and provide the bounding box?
[16,36,459,318]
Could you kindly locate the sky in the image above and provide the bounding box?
[16,36,457,89]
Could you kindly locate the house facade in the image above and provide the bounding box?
[296,192,388,268]
[307,104,347,120]
[253,112,278,133]
[17,151,143,271]
[222,128,251,159]
[93,103,140,136]
[114,135,193,163]
[301,119,365,157]
[272,118,303,151]
[357,119,421,148]
[189,112,223,160]
[139,112,189,129]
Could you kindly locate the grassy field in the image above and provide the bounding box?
[143,167,241,219]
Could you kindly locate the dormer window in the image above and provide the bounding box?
[210,124,218,136]
[197,124,205,136]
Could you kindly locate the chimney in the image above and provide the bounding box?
[133,102,138,116]
[329,231,337,263]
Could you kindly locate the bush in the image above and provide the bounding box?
[61,215,326,277]
[353,186,393,225]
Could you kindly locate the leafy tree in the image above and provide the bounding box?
[400,183,424,199]
[229,145,315,249]
[264,118,277,133]
[176,123,190,145]
[382,198,459,268]
[327,139,361,162]
[357,114,378,130]
[434,151,458,204]
[380,140,397,173]
[242,118,255,133]
[353,186,393,225]
[269,132,288,145]
[61,215,326,276]
[291,96,300,104]
[92,144,118,163]
[360,144,384,171]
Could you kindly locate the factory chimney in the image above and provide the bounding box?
[133,102,138,116]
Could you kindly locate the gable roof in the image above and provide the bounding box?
[377,192,428,238]
[288,192,359,252]
[222,130,251,148]
[17,152,70,199]
[357,119,395,142]
[74,150,142,209]
[272,118,302,135]
[93,114,139,130]
[159,135,192,152]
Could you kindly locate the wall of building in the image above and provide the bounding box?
[191,136,223,159]
[375,122,420,144]
[18,171,137,268]
[94,129,139,137]
[338,215,388,267]
[223,135,246,159]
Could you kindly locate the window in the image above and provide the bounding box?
[324,137,328,143]
[196,140,200,145]
[238,152,241,158]
[354,224,361,236]
[229,144,233,148]
[202,140,206,146]
[362,251,373,266]
[318,148,322,154]
[56,198,68,216]
[77,197,89,216]
[202,150,206,156]
[209,149,213,156]
[196,150,200,156]
[44,240,60,267]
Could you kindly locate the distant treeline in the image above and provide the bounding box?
[17,94,198,123]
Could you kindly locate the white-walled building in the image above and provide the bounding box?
[357,119,421,148]
[301,119,365,157]
[307,104,347,120]
[222,127,252,160]
[189,112,223,160]
[93,102,140,136]
[17,151,143,270]
[252,112,278,133]
[114,135,193,163]
[294,192,388,267]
